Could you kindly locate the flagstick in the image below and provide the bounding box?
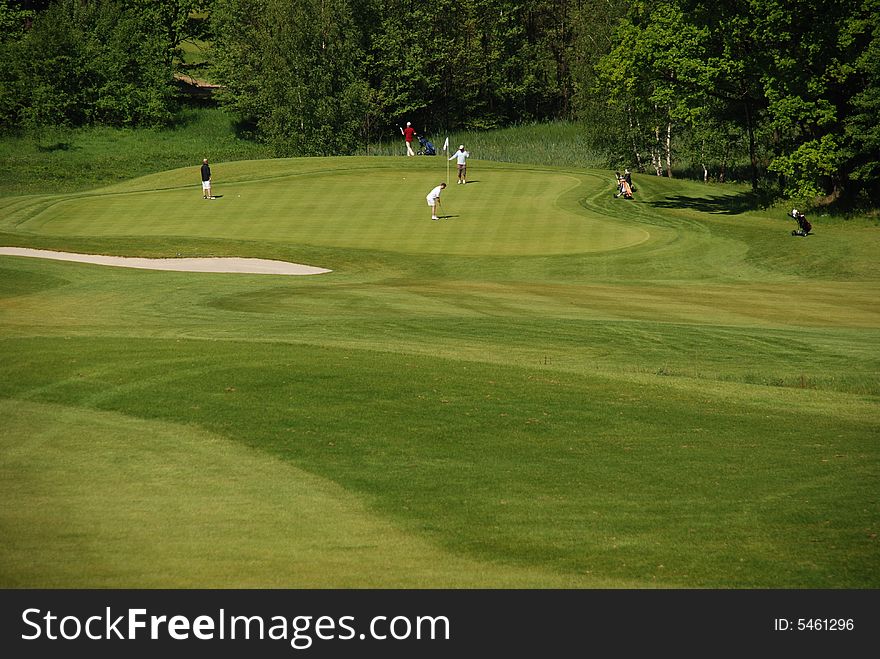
[444,136,450,185]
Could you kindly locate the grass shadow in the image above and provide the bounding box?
[647,190,764,216]
[36,142,74,152]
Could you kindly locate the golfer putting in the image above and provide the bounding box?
[426,182,446,220]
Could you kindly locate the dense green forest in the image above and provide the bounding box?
[1,0,878,207]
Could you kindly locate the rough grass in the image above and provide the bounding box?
[0,108,271,197]
[373,120,607,170]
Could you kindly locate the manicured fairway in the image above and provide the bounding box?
[0,157,877,588]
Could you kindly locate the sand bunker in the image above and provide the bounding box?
[0,247,331,276]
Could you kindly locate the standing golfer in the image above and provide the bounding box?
[449,145,470,184]
[200,158,213,199]
[426,182,446,220]
[401,122,416,157]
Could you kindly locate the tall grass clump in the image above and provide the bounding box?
[451,121,607,169]
[370,121,608,170]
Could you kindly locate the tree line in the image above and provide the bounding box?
[1,0,877,205]
[0,0,207,128]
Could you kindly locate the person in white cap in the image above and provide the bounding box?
[448,145,470,184]
[400,121,416,156]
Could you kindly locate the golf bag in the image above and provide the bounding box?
[614,173,633,199]
[790,209,812,236]
[417,135,436,156]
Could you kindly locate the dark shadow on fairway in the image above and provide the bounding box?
[437,215,459,220]
[647,191,759,216]
[462,180,480,185]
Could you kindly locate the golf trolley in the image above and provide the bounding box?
[789,209,812,236]
[417,135,436,156]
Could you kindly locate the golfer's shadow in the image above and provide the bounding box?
[439,214,460,220]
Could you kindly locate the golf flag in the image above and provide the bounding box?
[443,136,449,152]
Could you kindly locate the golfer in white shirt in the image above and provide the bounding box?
[449,145,470,184]
[426,182,446,220]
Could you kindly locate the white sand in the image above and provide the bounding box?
[0,247,331,276]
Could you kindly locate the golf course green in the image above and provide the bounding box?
[0,156,877,588]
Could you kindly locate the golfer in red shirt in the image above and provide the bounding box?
[401,122,416,156]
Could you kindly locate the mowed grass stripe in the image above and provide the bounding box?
[1,338,876,587]
[0,398,629,588]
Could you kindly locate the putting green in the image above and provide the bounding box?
[10,157,648,256]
